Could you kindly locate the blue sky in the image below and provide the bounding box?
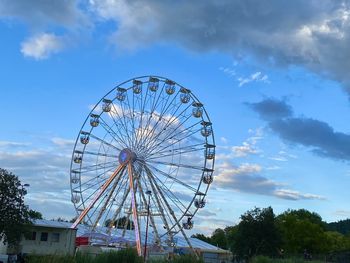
[1,0,350,235]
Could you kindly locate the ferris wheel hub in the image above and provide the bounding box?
[118,148,137,164]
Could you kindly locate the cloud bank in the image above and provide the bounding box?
[1,0,350,92]
[215,162,323,201]
[250,98,350,162]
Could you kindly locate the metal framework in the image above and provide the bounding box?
[70,76,215,257]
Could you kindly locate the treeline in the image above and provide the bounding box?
[192,207,350,258]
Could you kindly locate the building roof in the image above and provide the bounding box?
[32,219,226,252]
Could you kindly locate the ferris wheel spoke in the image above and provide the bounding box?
[78,163,118,175]
[78,160,118,173]
[143,165,196,251]
[119,98,138,149]
[135,82,166,150]
[91,167,126,230]
[135,171,161,244]
[88,133,122,152]
[143,162,198,193]
[136,82,151,152]
[110,103,133,147]
[81,150,118,159]
[145,111,197,155]
[77,166,116,191]
[99,116,129,149]
[136,89,183,151]
[147,123,202,156]
[145,164,188,213]
[106,185,131,234]
[143,105,193,154]
[143,164,174,238]
[145,158,204,171]
[146,142,204,160]
[72,164,126,228]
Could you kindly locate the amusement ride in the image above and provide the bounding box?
[69,76,215,256]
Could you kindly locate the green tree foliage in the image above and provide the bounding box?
[323,231,350,253]
[0,168,31,246]
[232,207,281,258]
[225,225,238,252]
[210,228,227,249]
[276,209,327,254]
[104,216,134,229]
[327,219,350,235]
[28,209,43,220]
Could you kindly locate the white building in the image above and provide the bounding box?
[0,220,77,256]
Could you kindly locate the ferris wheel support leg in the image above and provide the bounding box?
[122,203,133,237]
[71,164,125,229]
[144,165,200,259]
[127,163,142,256]
[136,175,161,245]
[92,168,125,231]
[107,187,131,235]
[144,164,172,244]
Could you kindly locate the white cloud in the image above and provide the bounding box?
[274,189,325,201]
[51,137,75,147]
[20,33,65,60]
[237,71,270,87]
[214,161,323,200]
[0,140,31,148]
[231,128,263,158]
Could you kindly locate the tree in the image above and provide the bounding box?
[276,209,327,254]
[0,168,31,246]
[225,225,238,252]
[28,209,43,220]
[104,216,134,229]
[232,207,281,258]
[211,228,228,249]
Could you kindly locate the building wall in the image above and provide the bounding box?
[20,226,76,255]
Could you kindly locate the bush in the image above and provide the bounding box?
[94,248,143,263]
[26,254,75,263]
[171,254,204,263]
[252,255,272,263]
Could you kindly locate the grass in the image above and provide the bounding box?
[26,248,202,263]
[252,255,325,263]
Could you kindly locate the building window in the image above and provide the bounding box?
[40,232,48,241]
[51,233,60,242]
[25,231,36,240]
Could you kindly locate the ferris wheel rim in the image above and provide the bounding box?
[69,75,215,239]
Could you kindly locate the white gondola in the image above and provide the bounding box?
[71,191,81,204]
[116,88,126,101]
[90,114,100,127]
[133,80,142,94]
[205,144,215,159]
[165,79,175,95]
[80,131,90,145]
[102,99,112,112]
[71,170,80,184]
[148,77,159,92]
[73,151,83,164]
[180,94,190,103]
[182,217,194,230]
[192,102,203,118]
[194,198,206,208]
[201,121,212,137]
[202,168,214,184]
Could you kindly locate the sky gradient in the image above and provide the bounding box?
[1,0,350,235]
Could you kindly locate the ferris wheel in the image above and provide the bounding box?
[70,76,215,255]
